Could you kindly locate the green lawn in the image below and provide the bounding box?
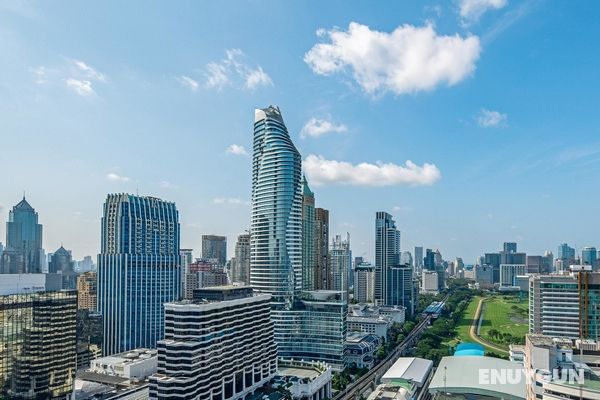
[455,295,481,343]
[479,294,529,349]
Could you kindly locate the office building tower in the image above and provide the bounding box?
[250,106,346,369]
[526,255,543,274]
[422,271,439,293]
[375,212,400,304]
[251,106,302,305]
[277,291,347,371]
[77,271,97,311]
[543,251,554,273]
[179,248,193,269]
[201,235,227,266]
[330,233,351,298]
[354,262,376,303]
[582,246,597,266]
[97,194,181,356]
[76,309,103,369]
[386,265,415,315]
[1,196,43,274]
[529,268,600,339]
[231,233,251,285]
[149,287,277,399]
[557,243,576,263]
[400,251,413,267]
[0,275,77,399]
[315,207,330,290]
[414,246,423,274]
[424,249,435,271]
[302,177,316,291]
[500,264,526,287]
[49,245,78,289]
[503,242,517,253]
[484,252,501,283]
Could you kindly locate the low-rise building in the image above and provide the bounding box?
[509,344,525,364]
[369,357,433,400]
[345,333,381,369]
[90,349,157,380]
[421,270,439,293]
[347,316,390,340]
[272,360,332,400]
[524,334,600,400]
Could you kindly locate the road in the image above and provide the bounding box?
[334,294,450,400]
[468,297,509,354]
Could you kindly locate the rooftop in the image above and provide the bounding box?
[381,357,433,386]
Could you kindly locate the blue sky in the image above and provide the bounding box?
[1,0,599,263]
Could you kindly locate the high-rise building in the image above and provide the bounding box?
[315,207,330,290]
[302,177,316,291]
[149,287,277,400]
[76,309,103,369]
[582,246,597,266]
[251,106,302,306]
[231,233,251,285]
[1,196,43,274]
[354,262,376,303]
[500,264,526,287]
[414,246,423,274]
[424,249,436,271]
[49,245,78,289]
[386,265,415,315]
[97,194,181,355]
[503,242,517,253]
[201,235,227,266]
[77,271,97,311]
[0,275,77,399]
[557,243,576,263]
[179,248,193,269]
[330,233,351,298]
[375,212,400,304]
[250,106,346,369]
[400,251,413,267]
[529,268,600,339]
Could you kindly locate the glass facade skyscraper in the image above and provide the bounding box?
[0,287,77,399]
[251,106,302,308]
[1,197,43,274]
[375,212,400,304]
[251,106,346,370]
[302,176,316,291]
[97,194,181,355]
[201,235,227,266]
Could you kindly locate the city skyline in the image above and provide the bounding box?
[2,1,600,263]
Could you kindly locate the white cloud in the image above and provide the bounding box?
[31,66,46,84]
[459,0,508,23]
[159,180,177,189]
[477,108,507,127]
[393,205,413,212]
[177,75,199,91]
[301,117,347,138]
[202,49,272,90]
[73,60,106,82]
[226,144,248,156]
[66,78,94,96]
[304,22,480,96]
[106,173,130,182]
[303,154,441,187]
[245,66,273,89]
[213,197,249,205]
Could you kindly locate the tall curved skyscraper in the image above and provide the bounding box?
[251,106,302,308]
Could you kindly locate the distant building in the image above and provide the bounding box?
[330,233,351,298]
[582,246,597,266]
[76,310,103,369]
[0,277,77,399]
[354,262,376,303]
[302,177,317,291]
[231,233,251,285]
[400,251,413,267]
[201,235,227,266]
[375,212,400,304]
[315,207,330,290]
[421,271,439,293]
[149,286,277,399]
[557,243,576,264]
[49,245,78,289]
[97,194,181,356]
[414,246,423,275]
[500,264,526,287]
[1,196,43,274]
[386,265,415,315]
[77,271,97,310]
[474,264,494,288]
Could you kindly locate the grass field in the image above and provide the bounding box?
[479,294,529,349]
[455,295,481,344]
